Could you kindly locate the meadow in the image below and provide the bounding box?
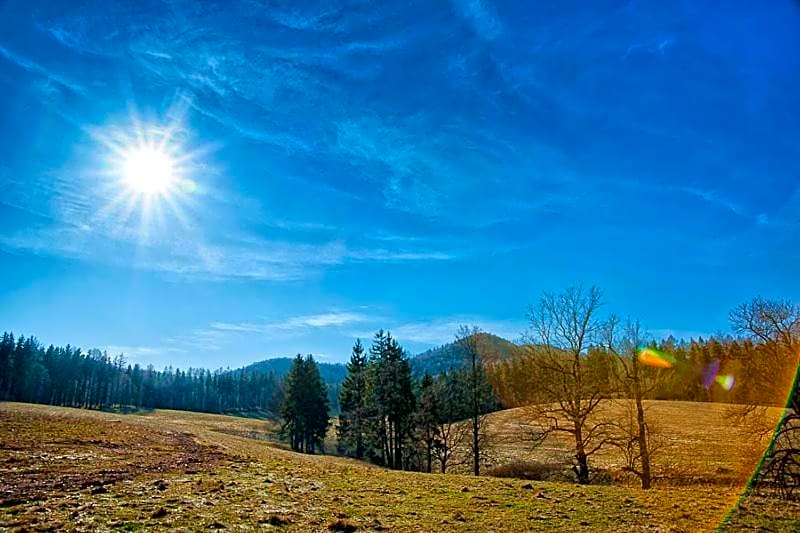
[1,401,798,532]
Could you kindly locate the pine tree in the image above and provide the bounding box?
[338,339,368,458]
[0,332,14,400]
[281,355,330,454]
[364,331,415,469]
[415,373,439,473]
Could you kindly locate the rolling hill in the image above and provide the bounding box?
[241,333,522,412]
[1,400,796,531]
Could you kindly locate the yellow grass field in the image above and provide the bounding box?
[484,400,782,484]
[1,401,798,532]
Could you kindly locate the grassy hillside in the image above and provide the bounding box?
[1,401,797,532]
[482,401,783,484]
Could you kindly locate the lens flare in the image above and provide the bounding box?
[700,360,736,391]
[715,374,735,391]
[637,347,676,368]
[702,359,721,388]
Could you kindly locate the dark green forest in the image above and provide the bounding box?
[0,332,282,415]
[1,292,798,494]
[0,327,794,418]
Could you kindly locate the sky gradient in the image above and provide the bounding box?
[1,0,798,368]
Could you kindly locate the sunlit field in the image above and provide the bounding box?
[2,1,799,531]
[1,401,797,532]
[484,401,784,484]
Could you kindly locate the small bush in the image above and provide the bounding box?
[328,518,358,532]
[485,460,572,482]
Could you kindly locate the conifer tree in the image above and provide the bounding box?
[0,332,14,400]
[415,372,439,473]
[338,339,368,458]
[364,330,415,469]
[281,354,330,454]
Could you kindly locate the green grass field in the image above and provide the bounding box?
[1,401,797,532]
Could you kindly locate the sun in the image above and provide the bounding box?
[121,145,177,195]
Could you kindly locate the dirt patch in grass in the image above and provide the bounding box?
[1,401,798,532]
[0,407,228,504]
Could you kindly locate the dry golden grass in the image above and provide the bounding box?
[1,401,798,532]
[484,400,785,486]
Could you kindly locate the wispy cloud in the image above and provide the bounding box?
[0,45,86,95]
[105,344,187,361]
[210,311,372,338]
[675,186,749,218]
[352,316,527,346]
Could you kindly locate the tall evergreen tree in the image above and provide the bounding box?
[338,339,368,458]
[415,372,439,473]
[281,355,330,454]
[364,331,415,469]
[0,332,14,400]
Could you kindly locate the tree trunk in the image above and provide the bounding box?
[635,394,652,489]
[426,441,432,473]
[472,413,480,476]
[471,350,480,476]
[574,425,590,484]
[355,416,364,459]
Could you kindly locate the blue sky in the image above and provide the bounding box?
[0,0,798,369]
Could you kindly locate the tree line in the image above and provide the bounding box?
[489,287,798,491]
[281,289,797,498]
[2,290,796,497]
[491,331,795,409]
[0,333,282,415]
[279,329,500,475]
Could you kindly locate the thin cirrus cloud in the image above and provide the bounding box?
[0,44,86,95]
[105,344,187,359]
[3,13,798,232]
[0,219,451,282]
[209,311,373,337]
[27,2,564,228]
[451,0,504,42]
[352,316,528,346]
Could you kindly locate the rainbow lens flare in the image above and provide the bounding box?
[715,374,735,391]
[637,347,676,368]
[702,359,721,388]
[702,359,736,391]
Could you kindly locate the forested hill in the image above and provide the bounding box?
[244,357,348,385]
[0,330,517,418]
[240,336,520,412]
[245,333,522,390]
[243,357,347,413]
[411,333,521,376]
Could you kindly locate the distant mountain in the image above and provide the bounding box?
[243,357,348,413]
[244,357,348,384]
[410,333,521,377]
[241,334,522,411]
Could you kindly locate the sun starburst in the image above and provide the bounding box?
[88,100,208,245]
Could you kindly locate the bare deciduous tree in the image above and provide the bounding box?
[730,297,800,500]
[433,417,469,473]
[603,317,667,489]
[455,325,497,476]
[524,285,612,484]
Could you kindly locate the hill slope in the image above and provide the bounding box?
[2,401,797,531]
[242,333,521,409]
[411,333,521,376]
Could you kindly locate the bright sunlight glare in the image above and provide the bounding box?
[122,145,177,195]
[93,106,205,243]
